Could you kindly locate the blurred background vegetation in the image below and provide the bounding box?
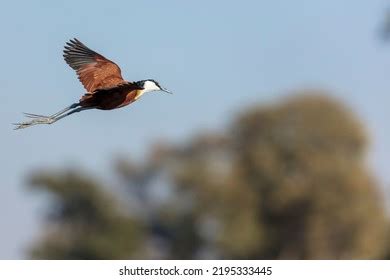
[2,1,390,260]
[27,92,389,259]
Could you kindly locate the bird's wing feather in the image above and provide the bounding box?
[63,38,125,92]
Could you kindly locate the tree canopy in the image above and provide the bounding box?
[28,92,388,259]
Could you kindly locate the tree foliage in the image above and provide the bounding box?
[29,171,143,259]
[29,92,388,259]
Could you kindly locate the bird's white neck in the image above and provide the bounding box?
[142,80,160,93]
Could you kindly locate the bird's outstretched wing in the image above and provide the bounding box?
[63,38,125,92]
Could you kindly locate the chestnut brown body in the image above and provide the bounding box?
[79,83,143,110]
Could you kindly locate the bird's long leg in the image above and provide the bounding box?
[47,107,93,123]
[23,103,80,119]
[13,104,93,130]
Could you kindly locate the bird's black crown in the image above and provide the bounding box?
[135,79,161,89]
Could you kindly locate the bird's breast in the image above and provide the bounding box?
[133,89,146,100]
[118,89,143,108]
[125,90,142,103]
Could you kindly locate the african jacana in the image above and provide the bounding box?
[14,38,171,129]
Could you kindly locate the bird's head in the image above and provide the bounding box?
[136,79,172,94]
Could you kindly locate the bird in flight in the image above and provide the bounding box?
[14,38,171,129]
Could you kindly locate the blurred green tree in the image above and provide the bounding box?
[29,171,144,259]
[29,92,388,259]
[227,93,386,259]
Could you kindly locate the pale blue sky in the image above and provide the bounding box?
[0,0,389,258]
